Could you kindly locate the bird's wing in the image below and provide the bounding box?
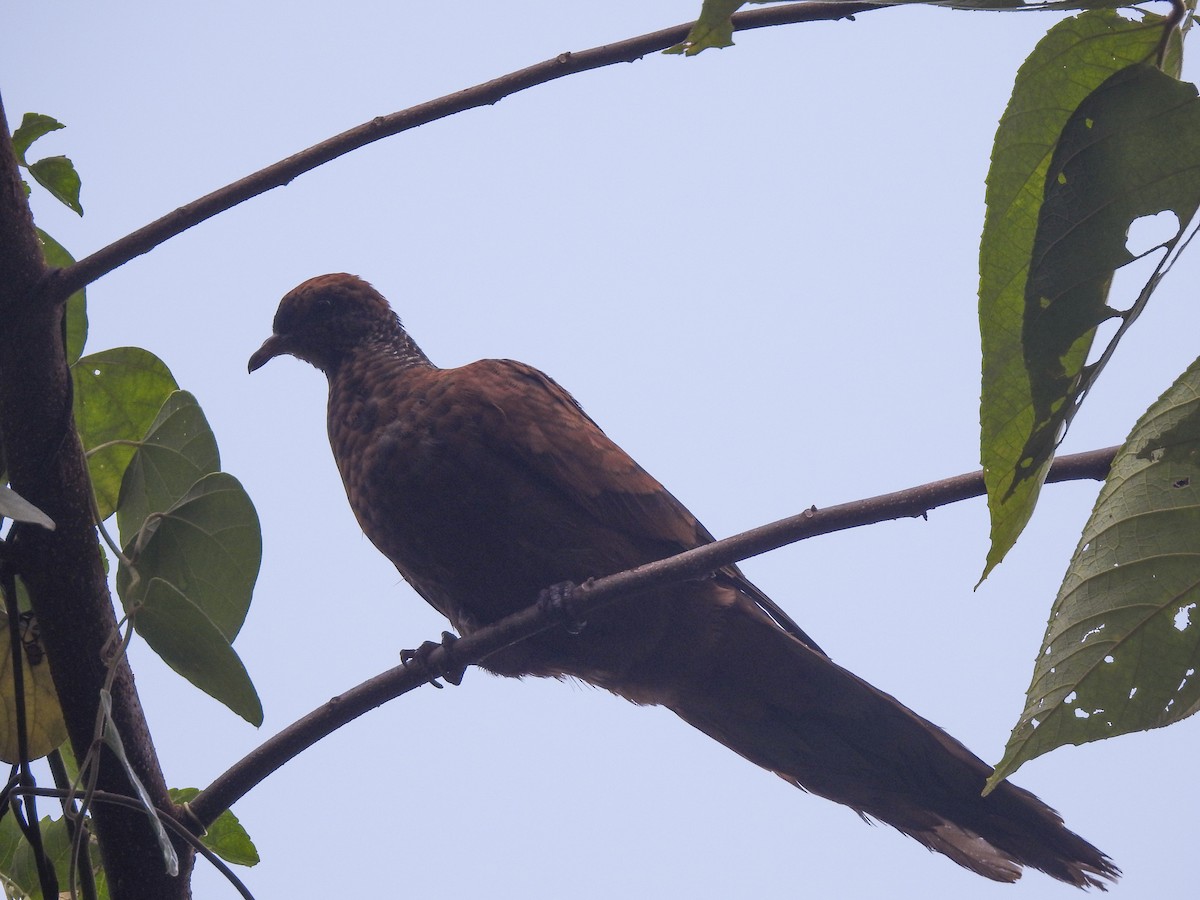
[449,359,824,652]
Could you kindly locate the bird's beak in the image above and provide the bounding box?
[248,334,288,373]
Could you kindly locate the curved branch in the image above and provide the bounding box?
[41,1,881,303]
[188,444,1116,828]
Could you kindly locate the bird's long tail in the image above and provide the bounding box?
[663,604,1118,888]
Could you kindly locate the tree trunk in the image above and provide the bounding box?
[0,91,193,900]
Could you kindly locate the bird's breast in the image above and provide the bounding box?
[322,358,716,691]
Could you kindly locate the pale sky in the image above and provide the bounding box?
[5,3,1200,897]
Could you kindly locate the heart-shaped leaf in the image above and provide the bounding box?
[72,347,178,519]
[117,472,260,643]
[117,391,220,548]
[131,578,262,726]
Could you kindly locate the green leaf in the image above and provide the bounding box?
[0,813,104,900]
[0,804,108,900]
[1020,64,1200,474]
[0,485,55,531]
[169,787,260,866]
[130,578,262,725]
[27,156,83,215]
[117,391,220,548]
[0,588,67,765]
[988,355,1200,788]
[117,472,261,642]
[666,0,741,55]
[36,230,88,364]
[13,113,85,214]
[10,113,64,164]
[0,813,19,882]
[977,10,1170,581]
[72,347,179,519]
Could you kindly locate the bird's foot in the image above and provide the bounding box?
[400,631,465,688]
[538,580,588,635]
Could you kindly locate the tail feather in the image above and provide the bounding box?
[664,601,1118,888]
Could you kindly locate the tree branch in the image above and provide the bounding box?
[189,443,1116,828]
[41,1,881,304]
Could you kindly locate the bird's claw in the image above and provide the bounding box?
[538,580,588,635]
[401,630,465,688]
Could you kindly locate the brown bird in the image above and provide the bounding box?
[249,273,1117,889]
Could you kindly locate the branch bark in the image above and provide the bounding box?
[40,1,881,304]
[0,91,192,900]
[189,444,1116,828]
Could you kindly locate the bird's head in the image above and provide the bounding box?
[248,273,416,374]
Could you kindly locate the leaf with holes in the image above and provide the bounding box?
[1019,65,1200,486]
[73,348,179,519]
[117,391,220,548]
[988,355,1200,788]
[979,9,1191,581]
[117,472,260,643]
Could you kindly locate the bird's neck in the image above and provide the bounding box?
[324,335,436,430]
[325,331,433,378]
[377,330,433,369]
[323,336,438,530]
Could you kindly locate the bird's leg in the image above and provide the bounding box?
[537,580,588,635]
[400,630,465,688]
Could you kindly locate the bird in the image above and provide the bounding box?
[249,273,1118,889]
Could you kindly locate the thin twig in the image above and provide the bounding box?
[188,444,1117,828]
[40,2,881,304]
